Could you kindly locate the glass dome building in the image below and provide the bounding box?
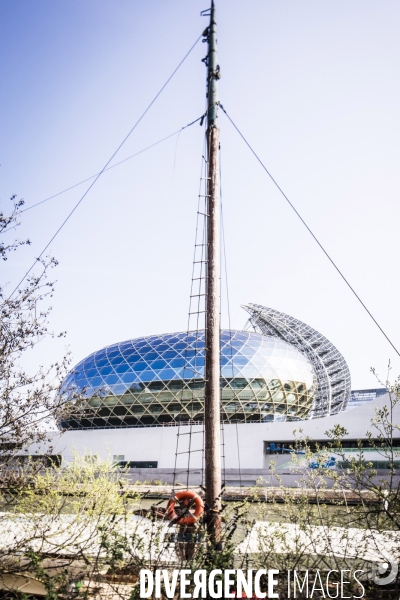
[59,330,317,429]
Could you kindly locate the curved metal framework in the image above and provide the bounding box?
[58,330,316,429]
[243,304,351,418]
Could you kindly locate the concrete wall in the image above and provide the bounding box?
[29,393,398,472]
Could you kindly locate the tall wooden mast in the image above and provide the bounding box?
[204,0,222,544]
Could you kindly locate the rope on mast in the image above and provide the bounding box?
[219,103,400,359]
[21,115,207,215]
[172,138,208,492]
[9,33,204,299]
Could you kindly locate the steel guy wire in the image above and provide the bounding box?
[219,103,400,359]
[219,145,228,488]
[220,142,241,487]
[20,117,205,215]
[9,33,203,300]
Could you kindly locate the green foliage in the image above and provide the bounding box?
[0,372,398,598]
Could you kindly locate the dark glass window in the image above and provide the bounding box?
[229,379,248,389]
[110,356,125,366]
[99,366,113,376]
[143,352,159,361]
[147,381,165,391]
[150,360,168,370]
[133,362,147,371]
[170,358,185,368]
[115,363,130,374]
[251,379,266,389]
[117,461,158,468]
[174,343,187,351]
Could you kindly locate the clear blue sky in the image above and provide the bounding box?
[1,0,400,389]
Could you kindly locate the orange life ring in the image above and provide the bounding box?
[166,490,204,525]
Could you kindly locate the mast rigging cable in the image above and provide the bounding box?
[20,118,205,215]
[173,138,208,492]
[9,33,203,299]
[219,103,400,359]
[220,148,242,487]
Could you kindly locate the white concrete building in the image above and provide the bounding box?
[28,391,399,487]
[25,308,399,486]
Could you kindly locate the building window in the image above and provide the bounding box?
[113,454,125,462]
[116,461,158,469]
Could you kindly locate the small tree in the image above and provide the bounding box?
[0,195,69,484]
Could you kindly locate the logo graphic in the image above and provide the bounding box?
[371,559,398,586]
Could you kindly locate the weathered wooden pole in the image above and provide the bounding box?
[204,0,222,545]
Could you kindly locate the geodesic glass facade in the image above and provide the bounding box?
[58,330,317,429]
